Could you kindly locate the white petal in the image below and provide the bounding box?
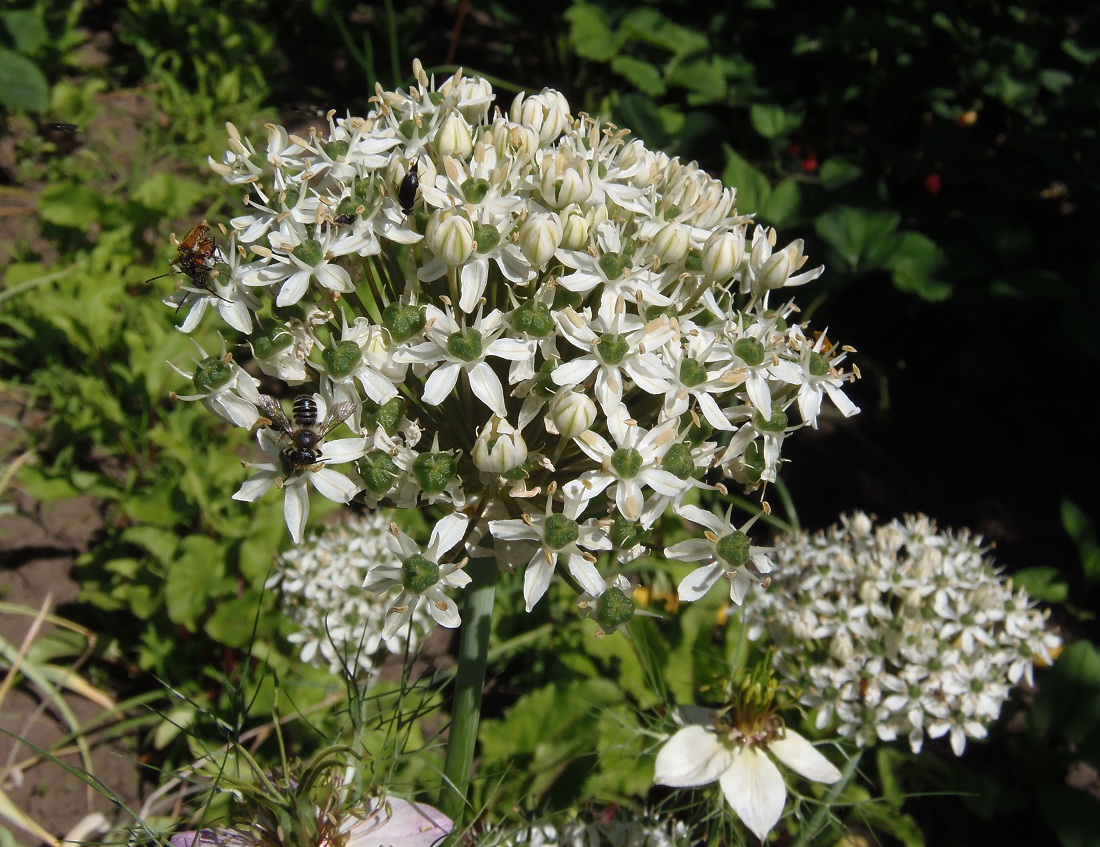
[677,562,724,601]
[427,589,462,628]
[233,470,277,502]
[564,553,606,597]
[523,551,554,612]
[309,467,359,502]
[653,726,733,788]
[467,361,508,416]
[423,362,462,405]
[430,513,470,558]
[769,731,842,784]
[719,746,786,842]
[488,519,540,542]
[284,482,309,543]
[321,437,368,463]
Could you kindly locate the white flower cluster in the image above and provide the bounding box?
[742,512,1062,756]
[170,59,859,632]
[267,510,433,676]
[480,812,691,847]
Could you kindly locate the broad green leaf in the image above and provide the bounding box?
[1033,640,1100,743]
[613,93,666,148]
[750,103,802,139]
[814,206,900,270]
[0,47,47,111]
[205,591,270,646]
[762,177,800,225]
[131,172,210,218]
[1,10,48,54]
[165,535,229,627]
[611,55,665,96]
[120,525,180,564]
[564,3,619,62]
[884,231,951,300]
[722,144,771,216]
[819,158,862,189]
[1011,567,1069,603]
[1038,784,1100,847]
[38,182,108,228]
[669,56,728,104]
[1062,499,1100,585]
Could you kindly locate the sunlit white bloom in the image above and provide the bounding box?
[654,708,841,842]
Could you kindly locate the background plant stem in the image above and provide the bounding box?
[438,552,498,821]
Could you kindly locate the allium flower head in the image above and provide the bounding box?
[743,512,1062,756]
[168,58,860,619]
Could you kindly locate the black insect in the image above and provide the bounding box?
[257,394,357,471]
[398,157,421,215]
[145,222,228,311]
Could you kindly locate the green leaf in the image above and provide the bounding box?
[1033,640,1100,743]
[564,3,619,62]
[1011,567,1069,603]
[814,206,901,270]
[38,182,108,229]
[613,93,666,148]
[0,47,48,111]
[750,103,802,140]
[1062,499,1100,585]
[120,525,180,565]
[1,10,48,54]
[819,158,862,189]
[668,56,728,104]
[761,178,800,225]
[205,591,269,647]
[722,144,771,216]
[131,172,210,218]
[884,231,952,301]
[610,56,665,96]
[1038,68,1074,95]
[165,535,229,627]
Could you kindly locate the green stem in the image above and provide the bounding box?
[438,552,498,821]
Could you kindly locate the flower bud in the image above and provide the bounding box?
[511,90,571,145]
[434,112,474,159]
[548,389,596,440]
[539,150,593,209]
[757,239,807,292]
[518,213,563,267]
[472,417,528,474]
[652,221,691,265]
[425,210,475,267]
[559,206,590,251]
[701,228,744,281]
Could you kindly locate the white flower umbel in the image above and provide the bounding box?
[269,510,435,677]
[654,668,841,842]
[165,58,861,620]
[742,512,1063,756]
[363,513,472,639]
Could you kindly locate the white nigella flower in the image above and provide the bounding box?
[654,683,841,843]
[364,513,472,639]
[666,505,774,605]
[232,393,366,543]
[489,483,609,611]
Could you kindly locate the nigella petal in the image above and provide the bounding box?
[769,730,842,784]
[653,725,733,788]
[719,745,786,842]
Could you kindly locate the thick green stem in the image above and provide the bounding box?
[438,553,498,821]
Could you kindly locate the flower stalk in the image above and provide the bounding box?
[438,548,498,820]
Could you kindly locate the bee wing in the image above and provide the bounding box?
[257,394,294,435]
[316,400,358,438]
